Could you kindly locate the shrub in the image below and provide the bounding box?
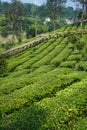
[1,29,8,38]
[75,61,87,71]
[4,41,15,50]
[51,45,72,66]
[73,118,87,130]
[73,49,80,54]
[60,61,77,68]
[0,76,87,130]
[68,34,78,44]
[68,34,85,50]
[0,55,8,77]
[68,54,82,61]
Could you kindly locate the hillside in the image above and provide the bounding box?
[0,23,87,130]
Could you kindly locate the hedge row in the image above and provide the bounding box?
[0,76,87,130]
[0,70,86,117]
[50,44,73,66]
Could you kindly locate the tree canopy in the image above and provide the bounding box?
[47,0,66,30]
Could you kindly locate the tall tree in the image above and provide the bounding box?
[72,0,86,18]
[0,0,2,13]
[47,0,66,30]
[72,0,85,30]
[6,0,23,42]
[65,7,75,20]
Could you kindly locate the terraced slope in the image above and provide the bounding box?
[53,21,87,33]
[1,21,87,55]
[0,25,87,130]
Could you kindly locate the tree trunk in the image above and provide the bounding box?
[35,17,37,36]
[53,19,56,31]
[85,2,87,18]
[81,0,85,31]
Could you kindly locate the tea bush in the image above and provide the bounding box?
[0,23,87,130]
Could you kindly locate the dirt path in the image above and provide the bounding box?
[0,34,49,55]
[1,29,87,55]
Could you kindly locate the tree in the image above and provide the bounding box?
[72,0,87,18]
[0,0,2,13]
[65,7,75,20]
[71,0,85,30]
[31,4,38,36]
[0,1,9,14]
[37,4,49,18]
[47,0,66,30]
[5,0,23,42]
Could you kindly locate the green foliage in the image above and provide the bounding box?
[0,55,7,76]
[0,69,86,116]
[26,24,35,38]
[65,7,75,20]
[2,0,23,42]
[68,54,82,61]
[5,41,15,50]
[50,44,73,66]
[73,118,87,130]
[73,49,80,55]
[68,34,85,50]
[32,37,64,68]
[0,24,87,130]
[76,61,87,71]
[0,76,87,129]
[1,28,9,38]
[60,61,77,68]
[68,34,79,44]
[47,0,66,30]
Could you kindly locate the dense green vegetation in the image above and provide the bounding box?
[0,55,7,76]
[0,22,87,129]
[0,0,80,52]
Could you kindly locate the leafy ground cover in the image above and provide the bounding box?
[0,23,87,130]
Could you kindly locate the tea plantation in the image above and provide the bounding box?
[0,23,87,130]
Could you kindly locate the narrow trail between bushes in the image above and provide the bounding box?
[0,34,49,55]
[1,29,87,56]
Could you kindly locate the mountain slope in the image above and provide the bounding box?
[0,24,87,130]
